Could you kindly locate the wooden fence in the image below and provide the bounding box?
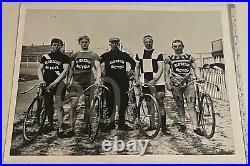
[200,68,228,101]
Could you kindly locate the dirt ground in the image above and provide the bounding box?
[9,81,235,156]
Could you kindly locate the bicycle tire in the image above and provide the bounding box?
[23,97,46,142]
[138,94,161,139]
[88,96,101,143]
[200,94,215,139]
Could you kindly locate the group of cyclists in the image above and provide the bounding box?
[37,35,205,138]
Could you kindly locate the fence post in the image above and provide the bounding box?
[26,56,29,68]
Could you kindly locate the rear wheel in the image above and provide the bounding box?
[200,94,215,138]
[23,97,46,142]
[138,94,160,139]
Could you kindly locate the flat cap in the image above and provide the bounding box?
[109,37,120,42]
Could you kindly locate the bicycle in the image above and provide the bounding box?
[126,79,161,139]
[78,83,109,143]
[186,79,219,139]
[21,83,50,142]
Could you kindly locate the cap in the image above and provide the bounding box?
[109,37,120,43]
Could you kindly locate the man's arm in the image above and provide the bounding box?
[47,63,70,89]
[135,61,140,84]
[134,54,140,84]
[67,60,75,85]
[127,54,136,71]
[94,60,101,84]
[165,63,173,91]
[37,63,45,83]
[148,61,163,85]
[191,60,202,80]
[148,54,164,85]
[99,54,106,77]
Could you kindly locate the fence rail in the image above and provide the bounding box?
[200,68,228,101]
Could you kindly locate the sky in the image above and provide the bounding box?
[22,9,223,57]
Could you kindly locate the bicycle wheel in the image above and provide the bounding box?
[138,94,160,139]
[200,94,215,138]
[88,96,101,143]
[23,97,46,142]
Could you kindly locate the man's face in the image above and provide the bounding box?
[172,42,184,54]
[79,39,90,50]
[143,38,153,50]
[109,41,120,50]
[51,42,62,52]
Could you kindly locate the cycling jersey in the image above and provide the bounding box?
[135,49,165,92]
[100,49,135,89]
[71,51,100,84]
[165,54,195,87]
[70,51,100,97]
[40,51,70,84]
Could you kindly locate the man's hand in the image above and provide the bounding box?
[47,80,59,91]
[148,79,156,86]
[66,81,72,92]
[38,80,46,87]
[127,70,134,77]
[94,80,101,87]
[166,81,173,91]
[197,78,205,84]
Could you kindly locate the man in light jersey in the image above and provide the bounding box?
[67,35,101,137]
[38,38,70,138]
[135,35,170,135]
[165,39,204,136]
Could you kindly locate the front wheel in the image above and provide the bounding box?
[23,97,46,142]
[88,96,101,143]
[138,94,161,139]
[199,94,215,139]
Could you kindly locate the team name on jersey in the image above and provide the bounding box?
[74,58,91,70]
[76,58,91,64]
[44,66,59,70]
[44,59,61,65]
[110,59,125,65]
[173,62,190,68]
[110,65,124,70]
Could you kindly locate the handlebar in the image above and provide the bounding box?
[82,84,110,94]
[127,82,154,94]
[20,84,41,94]
[187,79,220,92]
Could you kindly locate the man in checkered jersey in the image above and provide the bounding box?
[135,35,170,135]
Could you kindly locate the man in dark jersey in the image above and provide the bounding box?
[165,39,204,136]
[100,37,135,131]
[135,35,170,135]
[37,38,70,137]
[67,35,101,137]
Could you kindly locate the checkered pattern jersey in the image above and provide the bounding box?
[135,49,165,90]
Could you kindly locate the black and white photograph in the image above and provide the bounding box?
[3,3,247,164]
